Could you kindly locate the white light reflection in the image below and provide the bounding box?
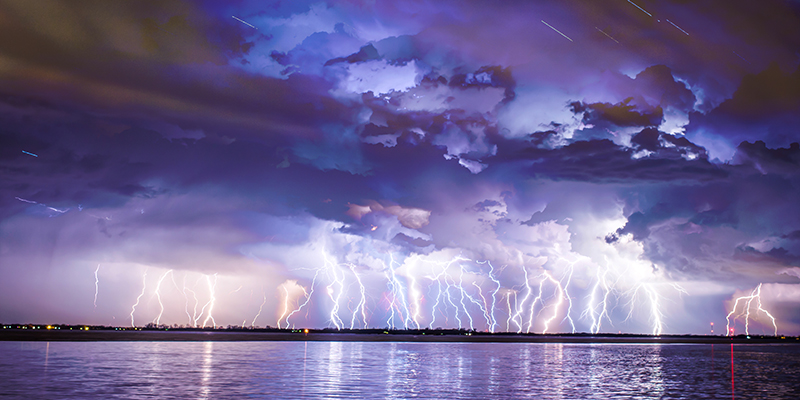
[325,341,343,393]
[199,341,213,399]
[543,343,565,398]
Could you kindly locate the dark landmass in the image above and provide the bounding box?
[2,324,798,344]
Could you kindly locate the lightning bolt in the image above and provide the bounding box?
[511,265,532,333]
[251,292,267,327]
[130,269,148,327]
[385,254,412,329]
[406,260,423,330]
[15,196,69,215]
[526,273,548,333]
[349,264,369,329]
[152,270,173,326]
[182,274,200,327]
[278,286,292,329]
[93,264,101,309]
[560,262,577,333]
[284,269,321,329]
[472,281,492,331]
[428,262,446,329]
[586,263,612,334]
[541,271,566,334]
[644,284,663,336]
[726,283,778,336]
[505,290,515,332]
[325,255,345,330]
[456,262,476,330]
[485,261,502,332]
[200,274,218,328]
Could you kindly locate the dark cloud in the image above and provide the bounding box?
[391,232,434,250]
[608,141,800,281]
[686,64,800,159]
[732,140,800,175]
[448,66,516,103]
[324,43,381,66]
[734,246,800,267]
[633,64,697,113]
[571,98,664,128]
[782,231,800,240]
[491,135,725,183]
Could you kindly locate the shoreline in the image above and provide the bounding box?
[1,329,798,344]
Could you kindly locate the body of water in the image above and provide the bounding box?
[1,341,799,399]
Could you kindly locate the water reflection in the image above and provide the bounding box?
[731,343,735,400]
[487,350,500,395]
[385,342,399,398]
[301,341,307,397]
[543,343,564,398]
[324,340,343,393]
[199,341,213,399]
[44,341,50,372]
[1,342,798,399]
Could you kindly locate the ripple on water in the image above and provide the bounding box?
[1,341,799,399]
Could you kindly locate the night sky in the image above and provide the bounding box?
[1,0,800,335]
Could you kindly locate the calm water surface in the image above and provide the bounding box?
[1,341,799,399]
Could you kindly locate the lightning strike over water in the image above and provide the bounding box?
[283,272,318,329]
[200,274,218,328]
[93,264,101,309]
[130,270,148,327]
[349,264,369,329]
[645,285,663,336]
[625,283,665,336]
[541,272,565,334]
[385,254,412,329]
[505,291,515,332]
[512,266,533,333]
[726,283,778,336]
[251,293,267,327]
[560,262,577,333]
[2,0,796,348]
[181,275,199,327]
[83,253,779,336]
[277,286,292,329]
[486,261,502,333]
[152,270,174,326]
[325,257,346,330]
[586,263,612,334]
[526,274,547,333]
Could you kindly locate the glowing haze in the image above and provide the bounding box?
[1,0,799,335]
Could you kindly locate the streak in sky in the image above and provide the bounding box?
[232,16,256,29]
[541,20,573,42]
[666,19,689,36]
[627,0,653,17]
[596,27,620,44]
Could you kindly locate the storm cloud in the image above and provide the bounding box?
[1,0,799,335]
